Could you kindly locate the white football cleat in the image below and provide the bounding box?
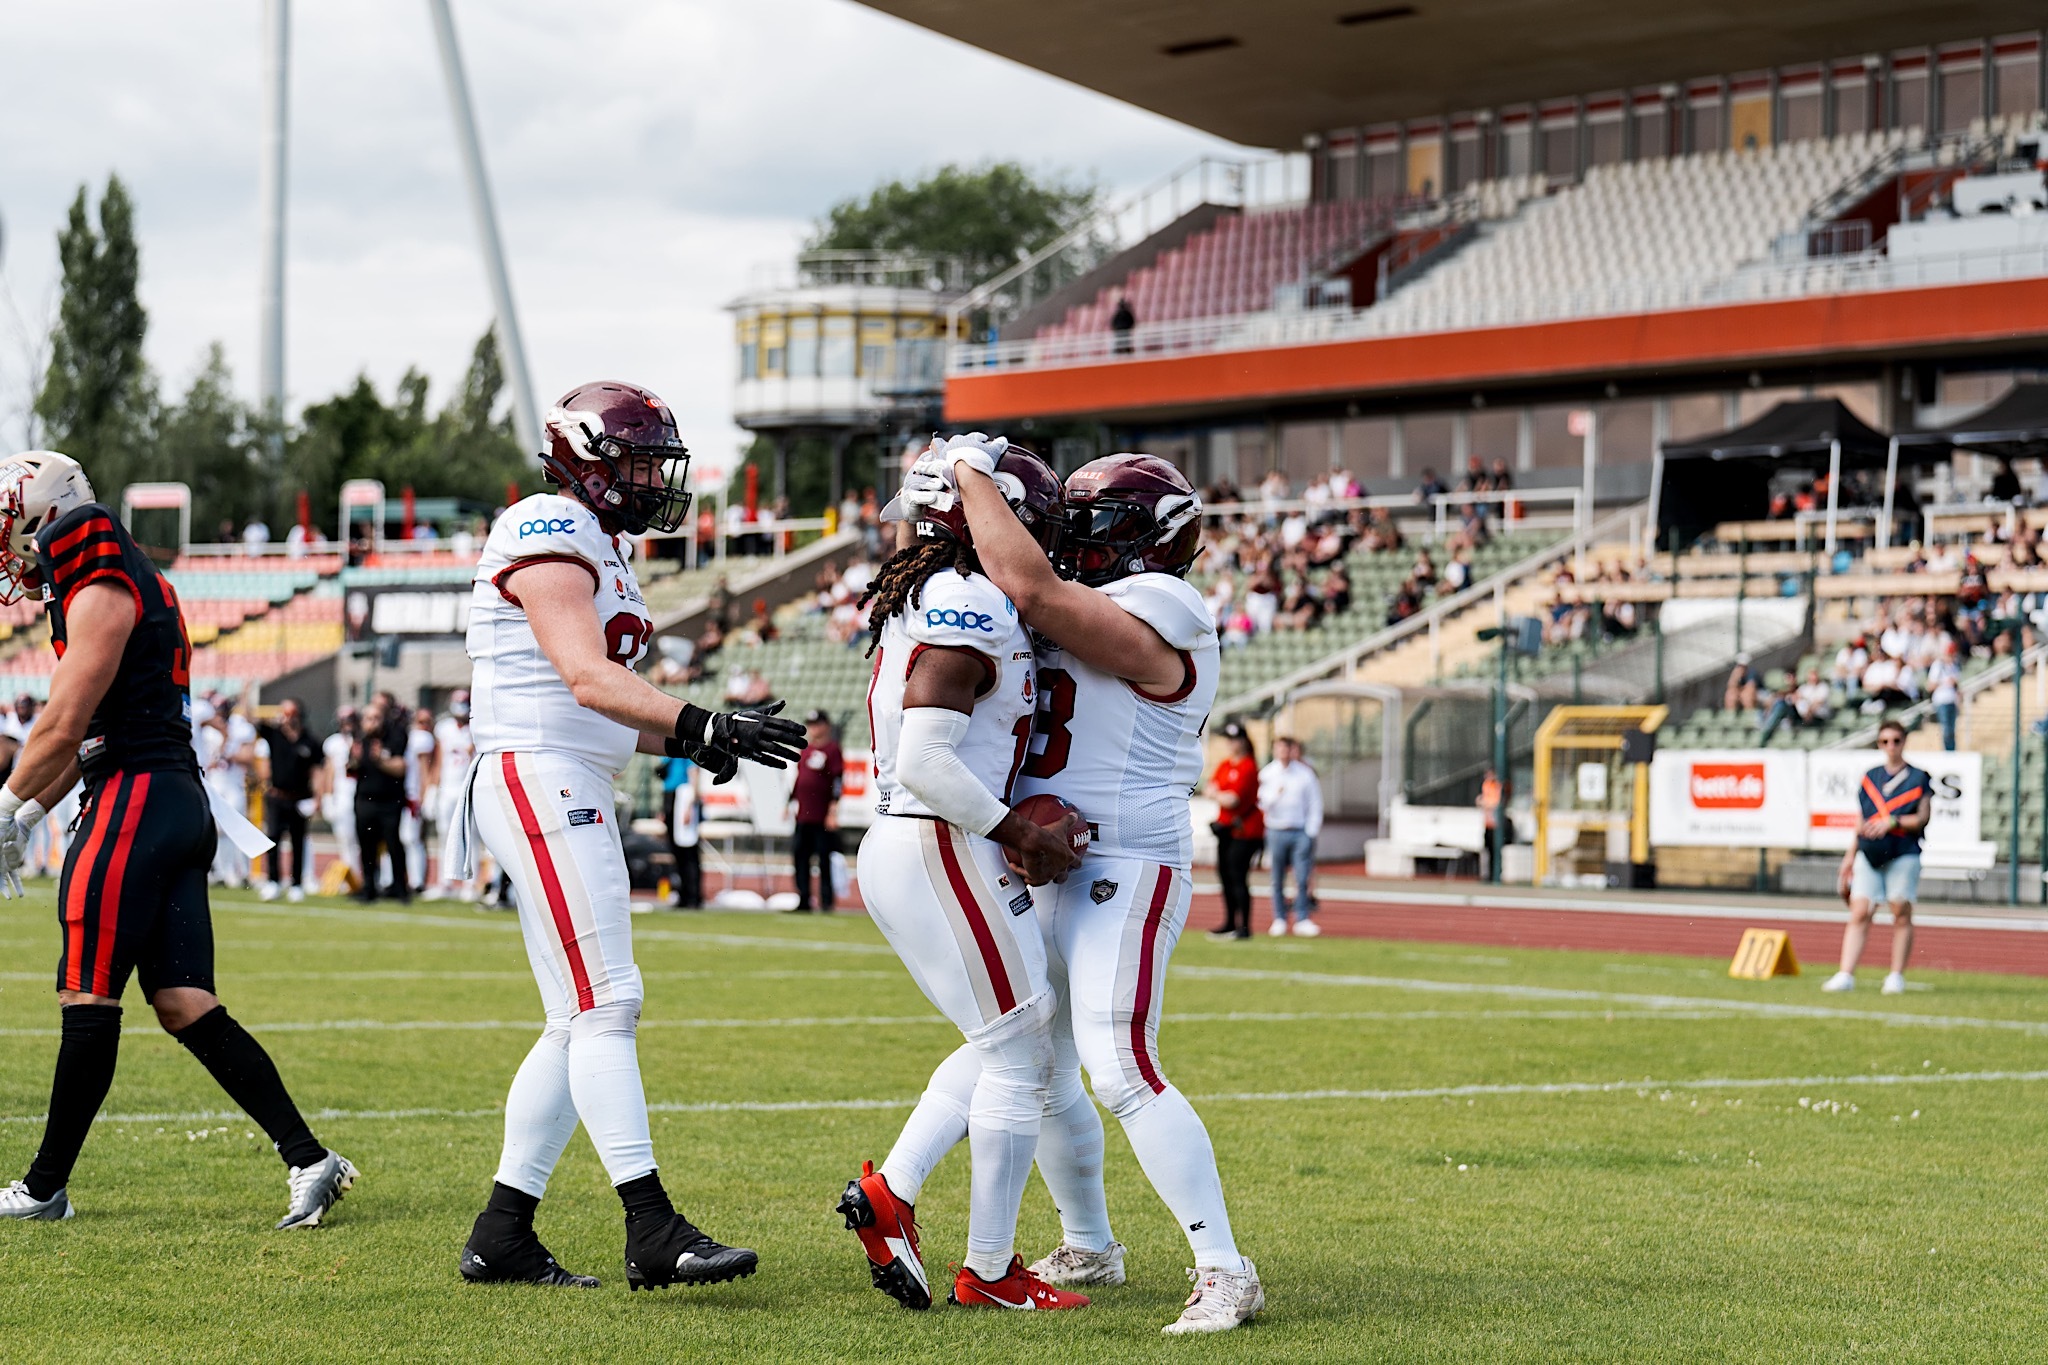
[1267,919,1290,937]
[286,886,305,903]
[1028,1240,1127,1286]
[0,1180,73,1220]
[1294,919,1322,938]
[1162,1260,1264,1335]
[277,1151,357,1229]
[1821,971,1855,992]
[257,881,281,902]
[1881,972,1907,995]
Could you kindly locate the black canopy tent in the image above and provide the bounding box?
[1885,383,2048,544]
[1653,399,1891,549]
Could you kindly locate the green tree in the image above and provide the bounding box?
[35,177,154,491]
[807,162,1099,284]
[156,344,270,536]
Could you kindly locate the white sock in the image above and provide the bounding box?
[566,1001,656,1186]
[1119,1084,1245,1272]
[493,1021,578,1197]
[1034,1065,1112,1252]
[960,999,1052,1281]
[880,1043,977,1205]
[964,1123,1037,1280]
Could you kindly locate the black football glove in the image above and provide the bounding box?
[667,700,806,783]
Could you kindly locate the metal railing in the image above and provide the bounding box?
[1214,502,1644,717]
[948,233,2048,375]
[943,153,1311,339]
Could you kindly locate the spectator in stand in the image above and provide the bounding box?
[1276,576,1321,632]
[1207,723,1262,941]
[1386,577,1423,628]
[1833,635,1871,700]
[1244,563,1281,636]
[1929,637,1963,750]
[242,517,270,552]
[1457,455,1487,493]
[1758,667,1834,744]
[662,752,702,908]
[1415,468,1446,504]
[1723,652,1761,712]
[1259,736,1322,938]
[1111,295,1136,354]
[284,520,309,559]
[1441,546,1474,595]
[255,699,322,903]
[1320,564,1352,616]
[789,711,843,913]
[1859,647,1915,711]
[1410,548,1437,591]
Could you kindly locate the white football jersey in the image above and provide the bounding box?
[467,493,653,773]
[1016,572,1218,867]
[868,568,1036,821]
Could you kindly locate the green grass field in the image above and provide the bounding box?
[3,886,2047,1362]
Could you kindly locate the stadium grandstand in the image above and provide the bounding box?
[85,3,2048,910]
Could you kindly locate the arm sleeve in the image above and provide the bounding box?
[897,708,1010,836]
[38,507,141,619]
[1303,772,1324,838]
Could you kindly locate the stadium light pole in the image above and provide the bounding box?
[426,0,542,458]
[257,0,289,458]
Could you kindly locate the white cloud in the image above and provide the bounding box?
[0,0,1244,462]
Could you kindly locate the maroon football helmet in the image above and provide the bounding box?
[540,381,693,535]
[1059,453,1203,586]
[911,445,1066,560]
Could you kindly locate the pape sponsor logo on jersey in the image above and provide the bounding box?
[926,607,996,633]
[519,517,579,537]
[1689,762,1766,809]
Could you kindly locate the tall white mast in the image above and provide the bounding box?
[425,0,542,457]
[257,0,289,455]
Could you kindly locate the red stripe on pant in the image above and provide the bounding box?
[89,773,151,996]
[62,775,123,993]
[1129,866,1172,1096]
[933,822,1017,1016]
[499,753,596,1012]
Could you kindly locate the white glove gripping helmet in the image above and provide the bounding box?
[0,451,96,604]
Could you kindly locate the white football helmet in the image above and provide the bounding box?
[0,451,96,604]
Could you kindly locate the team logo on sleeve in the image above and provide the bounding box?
[926,607,996,633]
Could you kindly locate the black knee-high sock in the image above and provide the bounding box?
[173,1006,325,1169]
[617,1171,674,1225]
[23,1004,124,1201]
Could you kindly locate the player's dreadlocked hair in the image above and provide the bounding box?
[859,538,981,657]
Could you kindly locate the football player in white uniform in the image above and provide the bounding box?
[834,445,1090,1314]
[900,440,1264,1335]
[450,382,805,1292]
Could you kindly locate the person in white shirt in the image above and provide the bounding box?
[321,707,360,892]
[1258,736,1323,937]
[402,708,438,896]
[1929,637,1963,751]
[204,697,258,888]
[428,691,479,900]
[1833,637,1870,698]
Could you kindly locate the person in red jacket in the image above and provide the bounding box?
[1206,723,1263,940]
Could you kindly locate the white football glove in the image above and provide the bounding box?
[895,465,955,513]
[0,793,32,900]
[939,431,1007,478]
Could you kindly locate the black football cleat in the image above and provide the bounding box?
[460,1215,600,1288]
[837,1161,931,1310]
[624,1212,759,1291]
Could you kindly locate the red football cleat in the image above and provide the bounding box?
[837,1161,930,1310]
[949,1255,1092,1310]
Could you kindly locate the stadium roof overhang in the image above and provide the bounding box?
[859,1,2047,148]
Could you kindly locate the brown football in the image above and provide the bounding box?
[1012,793,1090,858]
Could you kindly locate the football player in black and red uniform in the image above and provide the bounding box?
[0,451,356,1228]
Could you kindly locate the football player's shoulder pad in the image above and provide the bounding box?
[490,492,607,567]
[904,569,1017,652]
[1099,572,1214,651]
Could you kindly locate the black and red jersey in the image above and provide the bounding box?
[36,503,197,779]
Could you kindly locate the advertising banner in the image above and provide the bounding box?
[1648,749,1809,847]
[1805,749,1982,851]
[344,585,473,642]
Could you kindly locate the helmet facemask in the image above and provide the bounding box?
[588,434,694,535]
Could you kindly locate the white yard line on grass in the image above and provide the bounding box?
[11,1066,2048,1127]
[1176,964,2048,1037]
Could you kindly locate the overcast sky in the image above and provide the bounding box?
[0,0,1244,470]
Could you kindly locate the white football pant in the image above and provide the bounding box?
[859,815,1055,1279]
[472,749,654,1194]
